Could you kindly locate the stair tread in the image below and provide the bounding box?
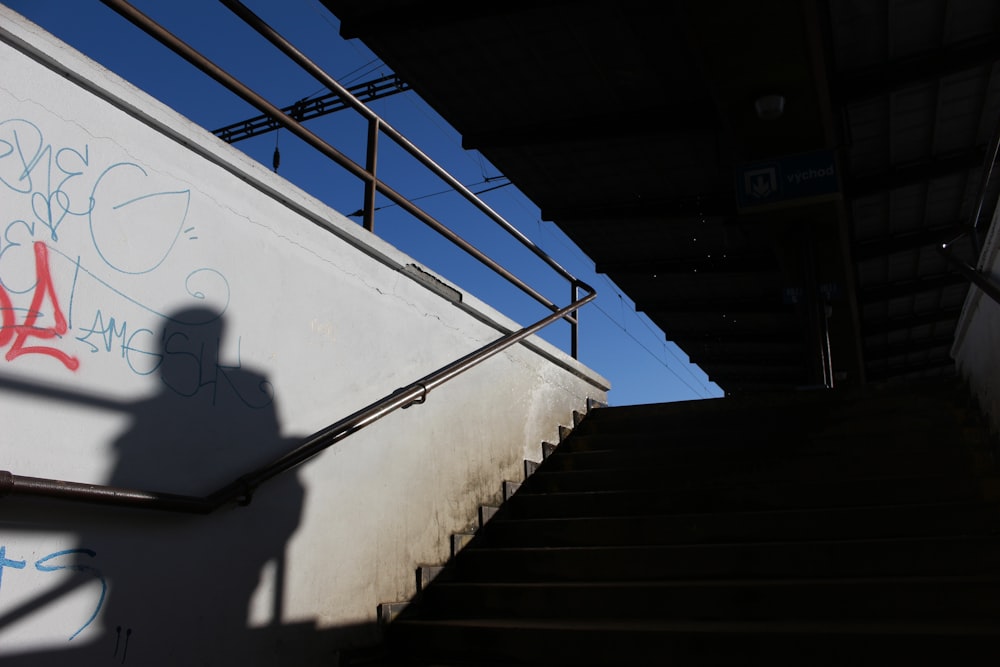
[466,531,1000,548]
[393,617,1000,635]
[476,500,1000,547]
[445,532,1000,583]
[428,573,1000,587]
[518,469,999,505]
[508,487,1000,525]
[503,497,1000,516]
[525,469,996,482]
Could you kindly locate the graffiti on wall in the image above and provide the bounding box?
[0,545,106,641]
[0,116,272,408]
[0,240,76,369]
[0,106,292,658]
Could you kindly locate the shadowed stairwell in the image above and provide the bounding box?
[355,377,1000,666]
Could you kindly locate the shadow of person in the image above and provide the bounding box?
[0,306,307,666]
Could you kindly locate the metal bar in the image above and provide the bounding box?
[364,117,378,232]
[212,74,410,143]
[0,470,214,513]
[570,282,579,360]
[0,289,596,513]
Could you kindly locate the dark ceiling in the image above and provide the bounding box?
[321,0,1000,395]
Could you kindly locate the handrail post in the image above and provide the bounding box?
[364,117,379,232]
[571,282,580,360]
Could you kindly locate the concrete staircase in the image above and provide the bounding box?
[367,378,1000,665]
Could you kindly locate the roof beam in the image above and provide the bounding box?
[688,345,800,365]
[638,296,791,315]
[597,254,777,275]
[859,272,969,302]
[864,334,956,362]
[461,104,718,151]
[854,225,965,260]
[865,358,956,382]
[847,147,987,199]
[668,331,803,345]
[329,1,576,38]
[543,192,737,223]
[834,35,1000,105]
[706,364,807,383]
[861,307,962,336]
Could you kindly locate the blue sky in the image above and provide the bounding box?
[3,0,722,405]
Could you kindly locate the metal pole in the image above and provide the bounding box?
[364,117,379,232]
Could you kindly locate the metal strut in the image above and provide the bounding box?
[212,73,410,143]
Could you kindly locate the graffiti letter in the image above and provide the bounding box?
[0,546,27,591]
[5,241,80,370]
[35,549,106,641]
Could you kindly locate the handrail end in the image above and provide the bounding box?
[0,470,13,498]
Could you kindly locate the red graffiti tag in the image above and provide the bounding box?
[0,241,79,371]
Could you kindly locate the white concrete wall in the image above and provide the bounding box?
[953,200,1000,435]
[0,9,608,666]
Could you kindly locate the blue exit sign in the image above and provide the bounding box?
[736,150,840,210]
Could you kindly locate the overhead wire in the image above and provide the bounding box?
[589,298,710,399]
[346,178,511,218]
[524,214,718,398]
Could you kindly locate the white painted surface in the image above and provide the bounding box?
[953,200,1000,435]
[0,8,608,665]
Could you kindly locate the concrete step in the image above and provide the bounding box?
[571,385,977,440]
[552,426,986,459]
[412,575,1000,621]
[505,485,1000,518]
[476,500,1000,547]
[384,617,1000,666]
[536,441,985,479]
[518,469,999,509]
[444,535,1000,581]
[375,380,1000,666]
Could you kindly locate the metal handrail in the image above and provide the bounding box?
[0,290,595,513]
[938,110,1000,307]
[100,0,590,357]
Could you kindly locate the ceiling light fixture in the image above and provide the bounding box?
[755,94,785,120]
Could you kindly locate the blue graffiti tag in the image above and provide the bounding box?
[34,548,107,641]
[0,545,27,590]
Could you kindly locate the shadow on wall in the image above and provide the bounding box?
[0,307,376,665]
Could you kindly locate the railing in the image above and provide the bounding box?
[103,0,589,359]
[0,1,598,510]
[938,110,1000,307]
[0,293,593,513]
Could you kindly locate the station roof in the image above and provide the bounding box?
[321,0,1000,393]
